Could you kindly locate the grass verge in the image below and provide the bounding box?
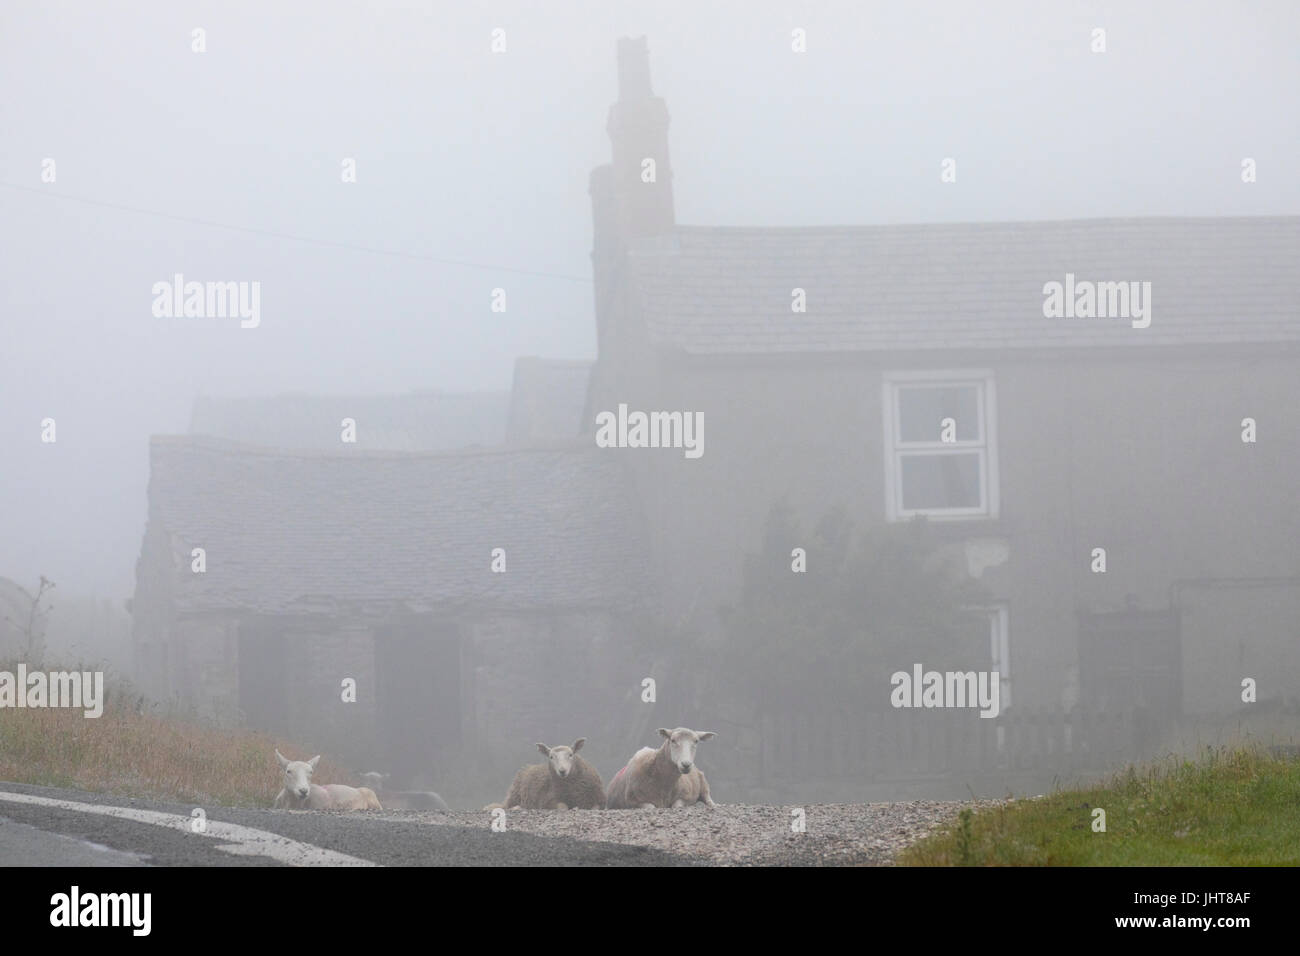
[898,745,1300,865]
[0,665,354,807]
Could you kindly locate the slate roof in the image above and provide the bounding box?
[506,357,593,444]
[626,217,1300,355]
[146,437,651,615]
[189,390,509,451]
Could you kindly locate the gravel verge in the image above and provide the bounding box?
[382,800,1001,866]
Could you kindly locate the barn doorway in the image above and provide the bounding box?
[238,618,289,733]
[374,613,462,788]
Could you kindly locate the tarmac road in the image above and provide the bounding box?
[0,782,698,867]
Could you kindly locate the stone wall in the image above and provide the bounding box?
[591,349,1300,713]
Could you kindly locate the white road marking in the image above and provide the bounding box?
[0,790,378,866]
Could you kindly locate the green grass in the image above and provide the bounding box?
[898,746,1300,865]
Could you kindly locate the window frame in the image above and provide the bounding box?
[986,603,1011,709]
[882,369,999,521]
[960,603,1012,711]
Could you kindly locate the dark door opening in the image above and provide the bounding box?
[238,618,289,732]
[374,614,462,788]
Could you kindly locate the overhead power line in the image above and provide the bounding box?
[0,181,593,283]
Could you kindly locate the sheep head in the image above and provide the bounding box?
[657,727,716,774]
[536,739,585,780]
[276,749,320,799]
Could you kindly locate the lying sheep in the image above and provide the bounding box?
[485,739,605,810]
[273,750,383,811]
[606,727,716,809]
[358,770,450,811]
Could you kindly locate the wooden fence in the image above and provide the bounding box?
[756,704,1148,785]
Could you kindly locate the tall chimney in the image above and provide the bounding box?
[589,37,674,363]
[604,36,675,239]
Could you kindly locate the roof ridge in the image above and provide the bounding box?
[152,433,598,461]
[193,388,510,403]
[663,214,1300,234]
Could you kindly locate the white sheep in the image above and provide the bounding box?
[605,727,717,809]
[485,739,606,810]
[273,750,383,810]
[357,770,450,811]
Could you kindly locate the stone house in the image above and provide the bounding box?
[584,38,1300,752]
[133,384,653,791]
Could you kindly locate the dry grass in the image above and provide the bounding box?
[0,666,355,807]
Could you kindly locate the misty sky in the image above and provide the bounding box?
[2,0,1298,600]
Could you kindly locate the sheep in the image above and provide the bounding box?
[669,763,714,808]
[273,750,383,811]
[605,727,717,809]
[485,738,605,810]
[357,770,451,811]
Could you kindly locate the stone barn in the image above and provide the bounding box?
[132,435,654,793]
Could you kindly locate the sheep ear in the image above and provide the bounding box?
[571,738,586,753]
[657,728,672,739]
[275,749,290,769]
[536,743,551,756]
[697,732,716,742]
[308,755,321,771]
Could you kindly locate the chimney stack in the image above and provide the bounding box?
[616,35,653,101]
[599,36,675,241]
